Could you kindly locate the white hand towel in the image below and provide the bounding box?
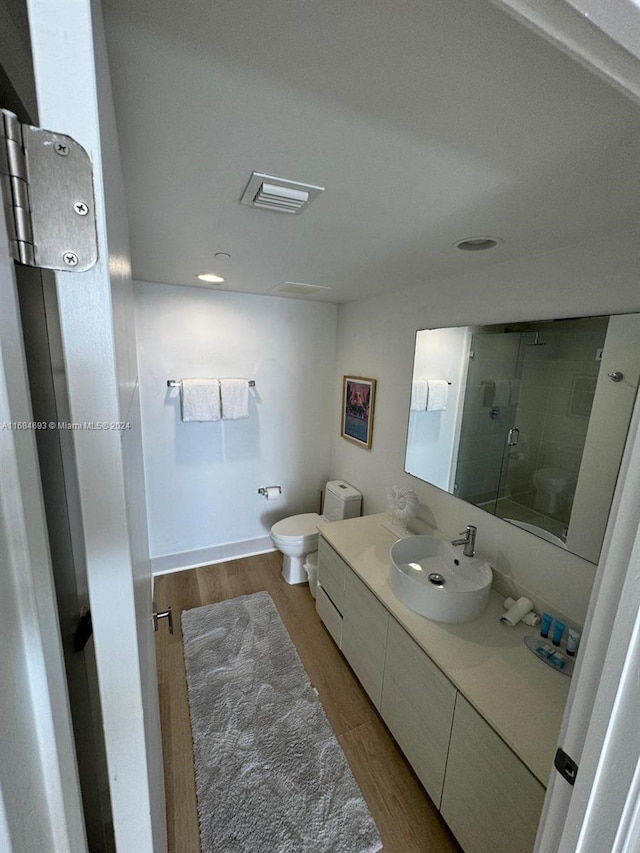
[426,379,449,412]
[410,379,428,411]
[180,379,221,422]
[500,596,534,627]
[504,597,540,626]
[220,378,249,420]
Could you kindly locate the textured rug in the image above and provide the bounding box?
[182,592,382,853]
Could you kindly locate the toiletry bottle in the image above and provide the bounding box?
[540,612,553,639]
[566,628,581,657]
[552,620,566,647]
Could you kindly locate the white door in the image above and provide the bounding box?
[0,138,89,853]
[19,1,167,850]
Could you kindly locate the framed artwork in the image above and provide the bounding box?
[341,375,376,449]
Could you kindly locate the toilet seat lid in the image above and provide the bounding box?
[271,512,321,538]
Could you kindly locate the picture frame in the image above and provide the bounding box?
[341,375,376,449]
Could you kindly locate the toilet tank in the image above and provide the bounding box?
[323,480,362,521]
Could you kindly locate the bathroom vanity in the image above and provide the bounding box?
[315,513,570,853]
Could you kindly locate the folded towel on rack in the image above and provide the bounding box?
[410,379,429,411]
[181,379,221,422]
[220,378,249,420]
[426,379,448,411]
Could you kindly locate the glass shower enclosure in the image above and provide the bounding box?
[454,317,609,542]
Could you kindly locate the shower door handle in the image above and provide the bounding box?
[507,428,520,447]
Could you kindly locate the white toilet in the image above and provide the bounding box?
[270,480,362,584]
[532,467,572,516]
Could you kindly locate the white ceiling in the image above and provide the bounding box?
[102,0,640,303]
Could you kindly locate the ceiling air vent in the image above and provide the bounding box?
[240,172,324,214]
[271,281,331,298]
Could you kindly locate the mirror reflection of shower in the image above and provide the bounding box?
[454,318,608,545]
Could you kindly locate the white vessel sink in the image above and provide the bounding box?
[390,535,492,624]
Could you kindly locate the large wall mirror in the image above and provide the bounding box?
[405,313,640,564]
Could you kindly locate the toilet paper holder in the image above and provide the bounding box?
[258,485,282,498]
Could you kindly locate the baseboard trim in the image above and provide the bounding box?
[151,536,276,576]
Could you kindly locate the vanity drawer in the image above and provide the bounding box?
[318,537,347,613]
[316,582,342,648]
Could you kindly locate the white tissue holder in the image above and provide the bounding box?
[258,485,281,498]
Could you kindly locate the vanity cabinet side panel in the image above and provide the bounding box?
[317,537,346,613]
[440,694,545,853]
[380,618,456,807]
[341,568,389,709]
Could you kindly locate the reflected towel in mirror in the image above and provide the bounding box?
[410,379,429,411]
[426,379,448,411]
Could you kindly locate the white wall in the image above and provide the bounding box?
[134,281,338,572]
[330,225,640,626]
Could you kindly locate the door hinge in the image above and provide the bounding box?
[554,747,578,786]
[0,109,98,271]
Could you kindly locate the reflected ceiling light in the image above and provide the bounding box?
[455,236,502,251]
[196,273,225,283]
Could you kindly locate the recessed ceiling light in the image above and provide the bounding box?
[196,273,225,283]
[455,236,502,251]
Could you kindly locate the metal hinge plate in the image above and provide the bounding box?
[0,109,97,271]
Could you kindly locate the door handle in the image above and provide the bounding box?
[153,605,173,634]
[507,427,520,447]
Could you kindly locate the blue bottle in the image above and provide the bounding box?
[552,620,566,647]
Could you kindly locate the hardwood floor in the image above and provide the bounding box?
[153,552,461,853]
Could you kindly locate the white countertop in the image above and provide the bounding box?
[318,513,570,786]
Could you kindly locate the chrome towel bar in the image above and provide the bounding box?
[167,378,255,388]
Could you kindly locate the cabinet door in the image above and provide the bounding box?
[341,568,389,708]
[380,619,456,807]
[440,694,546,853]
[317,537,347,613]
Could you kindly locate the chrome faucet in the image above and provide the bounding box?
[451,524,477,557]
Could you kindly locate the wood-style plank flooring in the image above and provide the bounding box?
[153,552,462,853]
